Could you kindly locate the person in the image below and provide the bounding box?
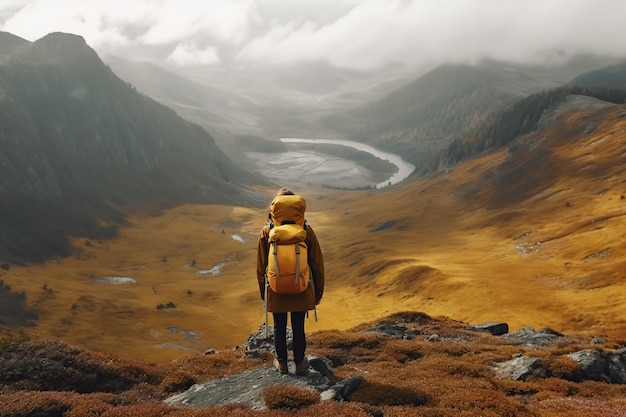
[256,187,324,375]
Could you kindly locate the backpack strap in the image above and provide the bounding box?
[272,241,280,278]
[295,243,300,285]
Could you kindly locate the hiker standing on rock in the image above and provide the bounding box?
[256,188,325,375]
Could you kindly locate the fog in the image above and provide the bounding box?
[2,0,626,71]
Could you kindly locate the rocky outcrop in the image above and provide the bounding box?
[166,320,626,410]
[466,322,626,384]
[500,326,564,347]
[568,349,626,384]
[167,326,362,409]
[164,356,343,409]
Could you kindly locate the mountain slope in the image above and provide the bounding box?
[103,55,263,140]
[425,85,626,173]
[0,32,263,263]
[570,60,626,88]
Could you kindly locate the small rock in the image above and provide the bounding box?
[320,376,364,401]
[426,334,441,342]
[468,322,509,336]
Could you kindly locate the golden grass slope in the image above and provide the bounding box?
[1,105,626,362]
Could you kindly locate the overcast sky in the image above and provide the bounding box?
[2,0,626,70]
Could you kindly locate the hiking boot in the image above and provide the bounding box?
[273,358,288,374]
[295,357,309,375]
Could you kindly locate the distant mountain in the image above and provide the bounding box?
[0,32,263,263]
[104,57,417,145]
[324,58,625,170]
[336,62,563,167]
[103,55,262,141]
[0,31,29,58]
[569,60,626,89]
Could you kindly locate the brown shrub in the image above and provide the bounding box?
[378,339,423,363]
[0,391,71,417]
[489,378,541,396]
[545,355,580,379]
[311,402,381,417]
[0,330,32,350]
[529,397,626,417]
[310,330,384,350]
[159,371,196,394]
[381,311,434,325]
[575,380,626,398]
[0,338,161,393]
[162,350,264,383]
[418,340,470,357]
[99,401,174,417]
[435,387,533,417]
[348,381,428,406]
[417,354,489,378]
[64,394,113,417]
[262,385,320,410]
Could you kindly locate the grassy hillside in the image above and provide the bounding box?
[2,103,625,365]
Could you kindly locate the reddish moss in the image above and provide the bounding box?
[348,381,428,406]
[262,384,320,410]
[1,312,626,416]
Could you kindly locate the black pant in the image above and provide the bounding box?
[273,311,306,363]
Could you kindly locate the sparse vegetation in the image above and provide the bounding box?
[262,384,321,410]
[2,313,626,415]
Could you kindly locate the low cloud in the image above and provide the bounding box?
[2,0,626,70]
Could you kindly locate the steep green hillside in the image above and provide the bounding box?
[0,32,263,263]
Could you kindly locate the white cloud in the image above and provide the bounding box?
[167,42,220,66]
[2,0,626,69]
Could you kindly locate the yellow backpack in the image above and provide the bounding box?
[266,195,310,294]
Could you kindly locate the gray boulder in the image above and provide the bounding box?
[501,326,563,346]
[495,349,626,385]
[494,356,547,381]
[607,348,626,384]
[567,349,609,382]
[164,355,361,410]
[467,322,509,336]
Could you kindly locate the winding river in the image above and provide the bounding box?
[246,138,415,189]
